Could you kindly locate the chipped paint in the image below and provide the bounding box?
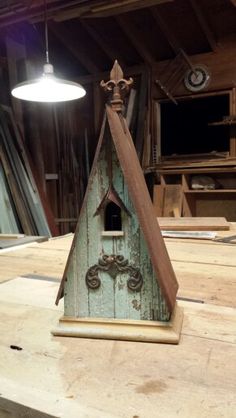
[56,64,178,327]
[132,299,141,311]
[63,132,170,321]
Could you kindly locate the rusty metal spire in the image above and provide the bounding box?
[101,60,133,112]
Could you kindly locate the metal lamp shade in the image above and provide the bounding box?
[11,64,86,103]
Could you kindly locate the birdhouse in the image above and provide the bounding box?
[53,61,183,343]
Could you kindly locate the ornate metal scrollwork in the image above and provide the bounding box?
[86,254,143,292]
[100,60,133,112]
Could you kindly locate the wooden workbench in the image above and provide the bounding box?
[0,229,236,418]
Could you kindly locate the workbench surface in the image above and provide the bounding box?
[0,230,236,418]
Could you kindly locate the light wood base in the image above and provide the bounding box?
[52,304,183,344]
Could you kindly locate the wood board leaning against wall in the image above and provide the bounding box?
[0,104,54,236]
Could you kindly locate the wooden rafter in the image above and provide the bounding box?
[81,0,174,18]
[115,15,154,66]
[55,0,174,21]
[72,64,144,86]
[150,7,180,54]
[189,0,218,52]
[79,19,125,67]
[0,0,174,26]
[49,21,99,74]
[0,0,77,27]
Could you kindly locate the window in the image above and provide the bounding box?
[160,93,230,157]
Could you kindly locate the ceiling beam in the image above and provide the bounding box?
[79,0,174,18]
[55,0,174,21]
[74,63,145,85]
[150,7,180,54]
[0,0,174,27]
[0,0,74,27]
[189,0,218,52]
[0,1,105,27]
[79,20,126,67]
[115,15,155,66]
[49,21,99,74]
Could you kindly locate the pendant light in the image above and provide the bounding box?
[11,0,86,102]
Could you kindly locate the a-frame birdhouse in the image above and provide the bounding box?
[52,62,183,343]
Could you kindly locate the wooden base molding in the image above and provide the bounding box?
[52,304,183,344]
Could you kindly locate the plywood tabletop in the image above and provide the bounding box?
[0,229,236,417]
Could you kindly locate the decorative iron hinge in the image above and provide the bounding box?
[86,254,143,292]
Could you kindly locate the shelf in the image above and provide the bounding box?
[145,163,236,175]
[185,189,236,193]
[155,169,236,219]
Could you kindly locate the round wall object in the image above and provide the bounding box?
[184,65,210,92]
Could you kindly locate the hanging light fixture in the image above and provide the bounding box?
[11,0,86,102]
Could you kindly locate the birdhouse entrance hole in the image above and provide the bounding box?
[105,202,122,231]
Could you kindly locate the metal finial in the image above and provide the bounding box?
[101,60,133,112]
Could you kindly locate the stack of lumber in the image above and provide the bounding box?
[157,217,230,240]
[52,105,86,235]
[158,217,230,231]
[0,105,51,236]
[0,234,48,249]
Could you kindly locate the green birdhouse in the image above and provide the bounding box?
[53,61,183,343]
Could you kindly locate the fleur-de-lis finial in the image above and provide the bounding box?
[101,60,133,112]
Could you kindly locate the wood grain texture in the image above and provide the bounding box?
[153,44,236,99]
[162,185,183,217]
[64,126,170,320]
[52,305,183,343]
[0,275,236,417]
[58,105,178,318]
[107,105,178,312]
[1,230,236,416]
[158,217,230,231]
[153,184,164,216]
[55,114,107,304]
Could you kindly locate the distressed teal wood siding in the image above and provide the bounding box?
[64,133,170,321]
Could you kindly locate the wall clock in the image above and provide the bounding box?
[184,65,210,92]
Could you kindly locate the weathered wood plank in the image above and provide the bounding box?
[165,239,236,266]
[153,184,164,216]
[112,147,130,319]
[0,296,236,418]
[162,185,183,217]
[158,217,230,231]
[1,227,236,416]
[107,106,178,312]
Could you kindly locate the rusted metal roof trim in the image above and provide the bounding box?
[106,105,178,312]
[94,184,131,217]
